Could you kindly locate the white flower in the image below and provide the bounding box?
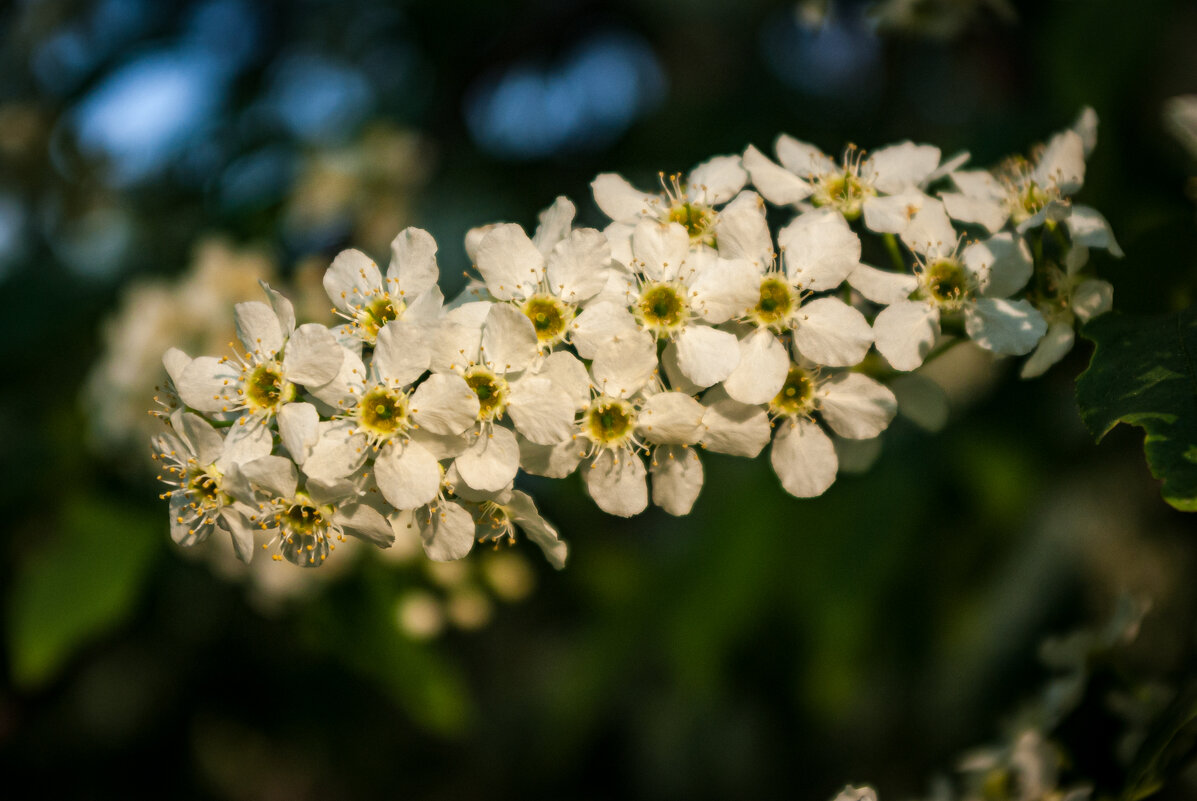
[866,203,1046,370]
[324,226,444,344]
[743,136,965,226]
[572,220,756,388]
[152,412,259,561]
[765,359,897,499]
[176,282,343,463]
[1020,246,1113,378]
[591,154,748,248]
[474,490,569,568]
[241,454,393,568]
[941,108,1122,256]
[474,219,611,350]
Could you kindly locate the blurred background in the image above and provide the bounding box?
[2,0,1196,798]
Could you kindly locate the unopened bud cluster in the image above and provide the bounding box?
[151,108,1119,569]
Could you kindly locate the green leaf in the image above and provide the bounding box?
[7,496,160,688]
[1076,307,1197,511]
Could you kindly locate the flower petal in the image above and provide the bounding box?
[235,301,285,358]
[632,220,690,282]
[650,445,704,516]
[873,301,940,371]
[532,196,577,255]
[454,425,520,492]
[283,324,344,387]
[419,500,476,562]
[780,208,862,291]
[546,228,611,302]
[584,449,648,517]
[411,372,479,435]
[964,233,1032,298]
[480,303,538,374]
[818,373,897,439]
[848,264,918,305]
[323,248,382,314]
[964,298,1047,355]
[374,319,431,387]
[592,173,660,223]
[792,297,873,367]
[570,301,640,360]
[508,375,576,445]
[592,331,658,398]
[1020,321,1076,379]
[475,223,543,300]
[722,328,789,405]
[770,418,837,498]
[241,455,299,499]
[507,490,569,569]
[867,141,941,194]
[638,391,705,445]
[388,226,439,296]
[374,440,441,510]
[700,386,772,457]
[675,325,741,388]
[742,144,813,205]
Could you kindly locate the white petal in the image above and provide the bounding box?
[1034,129,1086,195]
[408,428,470,460]
[278,402,320,464]
[508,376,576,445]
[592,173,659,223]
[688,154,747,205]
[1067,205,1123,257]
[941,192,1007,234]
[873,301,940,371]
[177,356,238,413]
[867,141,941,193]
[632,220,690,282]
[660,341,704,395]
[676,325,741,388]
[335,503,395,548]
[532,196,576,255]
[303,420,368,482]
[374,440,441,510]
[234,301,284,358]
[475,223,543,300]
[722,328,789,405]
[411,372,479,435]
[713,190,773,267]
[388,227,439,296]
[771,418,837,498]
[1020,321,1076,378]
[637,391,704,445]
[650,445,704,516]
[506,491,568,569]
[283,324,344,387]
[848,264,918,305]
[305,346,366,409]
[323,249,382,314]
[964,298,1048,355]
[430,304,489,371]
[818,373,897,439]
[793,297,873,367]
[181,413,223,465]
[584,450,648,517]
[480,303,538,373]
[1074,106,1099,156]
[891,374,949,432]
[374,319,431,387]
[700,386,772,457]
[592,331,658,398]
[517,435,584,479]
[537,351,592,409]
[570,301,640,360]
[861,190,931,235]
[742,144,813,205]
[419,500,476,562]
[221,510,256,562]
[1072,278,1113,323]
[163,347,191,386]
[454,426,520,492]
[546,228,611,302]
[964,233,1032,298]
[687,252,759,323]
[899,201,957,260]
[780,208,862,291]
[222,418,273,466]
[775,134,835,177]
[241,455,299,499]
[259,281,295,337]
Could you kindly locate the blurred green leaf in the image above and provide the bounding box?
[1122,684,1197,801]
[1076,307,1197,511]
[7,495,160,688]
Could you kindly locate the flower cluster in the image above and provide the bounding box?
[152,109,1119,569]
